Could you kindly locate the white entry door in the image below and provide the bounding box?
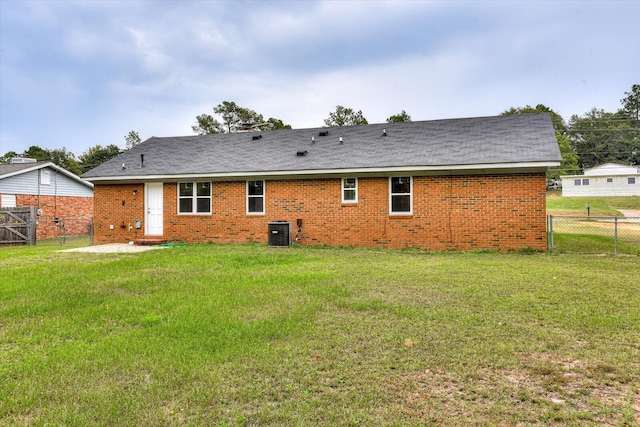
[145,182,163,235]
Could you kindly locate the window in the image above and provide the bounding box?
[390,176,412,214]
[606,177,613,183]
[1,194,16,208]
[342,178,357,203]
[178,182,211,214]
[582,179,590,186]
[629,177,636,185]
[247,180,264,214]
[40,169,51,185]
[574,179,581,186]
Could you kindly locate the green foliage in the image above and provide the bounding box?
[192,101,291,134]
[0,146,81,175]
[568,108,638,168]
[324,105,368,126]
[47,147,82,175]
[620,83,640,122]
[265,117,292,130]
[78,144,121,173]
[124,130,142,149]
[386,110,412,123]
[0,151,20,164]
[502,104,567,133]
[192,113,224,134]
[551,131,579,179]
[214,100,263,132]
[24,145,51,161]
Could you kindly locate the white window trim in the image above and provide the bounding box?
[40,169,51,185]
[246,180,265,215]
[341,177,358,203]
[389,176,413,215]
[629,177,637,185]
[177,181,212,215]
[574,179,581,186]
[582,178,590,186]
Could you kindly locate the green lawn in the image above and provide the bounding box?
[546,191,640,216]
[1,244,639,426]
[546,193,640,254]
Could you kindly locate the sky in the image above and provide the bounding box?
[1,0,639,158]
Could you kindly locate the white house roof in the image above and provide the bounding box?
[82,113,561,183]
[583,163,640,176]
[0,161,94,188]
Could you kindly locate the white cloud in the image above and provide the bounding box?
[1,0,638,156]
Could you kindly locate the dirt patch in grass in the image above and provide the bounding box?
[393,352,639,425]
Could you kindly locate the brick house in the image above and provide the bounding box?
[82,113,561,251]
[0,160,94,240]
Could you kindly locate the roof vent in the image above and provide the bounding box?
[311,136,315,143]
[296,150,308,157]
[339,137,343,144]
[382,129,387,136]
[252,135,262,141]
[318,131,329,137]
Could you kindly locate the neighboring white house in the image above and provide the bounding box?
[561,163,640,196]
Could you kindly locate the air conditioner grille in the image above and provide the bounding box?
[268,222,291,247]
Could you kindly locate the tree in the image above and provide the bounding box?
[501,105,577,178]
[386,110,412,123]
[24,145,50,161]
[568,108,638,168]
[552,132,580,180]
[214,101,263,132]
[620,84,640,123]
[8,145,81,175]
[324,105,368,127]
[192,101,291,134]
[0,151,19,164]
[501,104,566,133]
[125,131,142,149]
[192,114,224,135]
[265,118,292,130]
[48,147,81,175]
[78,145,121,173]
[620,84,640,165]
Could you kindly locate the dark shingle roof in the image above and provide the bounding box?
[0,161,94,188]
[0,162,43,177]
[82,113,561,181]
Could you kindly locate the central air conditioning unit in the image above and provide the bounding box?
[268,221,291,247]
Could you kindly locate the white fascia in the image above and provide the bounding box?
[84,161,560,183]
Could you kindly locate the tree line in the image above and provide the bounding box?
[502,84,639,180]
[0,131,142,176]
[2,85,637,178]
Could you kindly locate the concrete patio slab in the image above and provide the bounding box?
[58,243,166,253]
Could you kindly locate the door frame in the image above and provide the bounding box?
[145,182,163,236]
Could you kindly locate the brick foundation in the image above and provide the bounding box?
[93,174,547,251]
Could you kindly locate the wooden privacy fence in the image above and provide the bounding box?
[0,206,36,246]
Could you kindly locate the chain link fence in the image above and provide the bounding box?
[547,215,640,255]
[36,217,93,246]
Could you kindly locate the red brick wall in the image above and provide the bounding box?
[93,174,547,251]
[16,194,94,240]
